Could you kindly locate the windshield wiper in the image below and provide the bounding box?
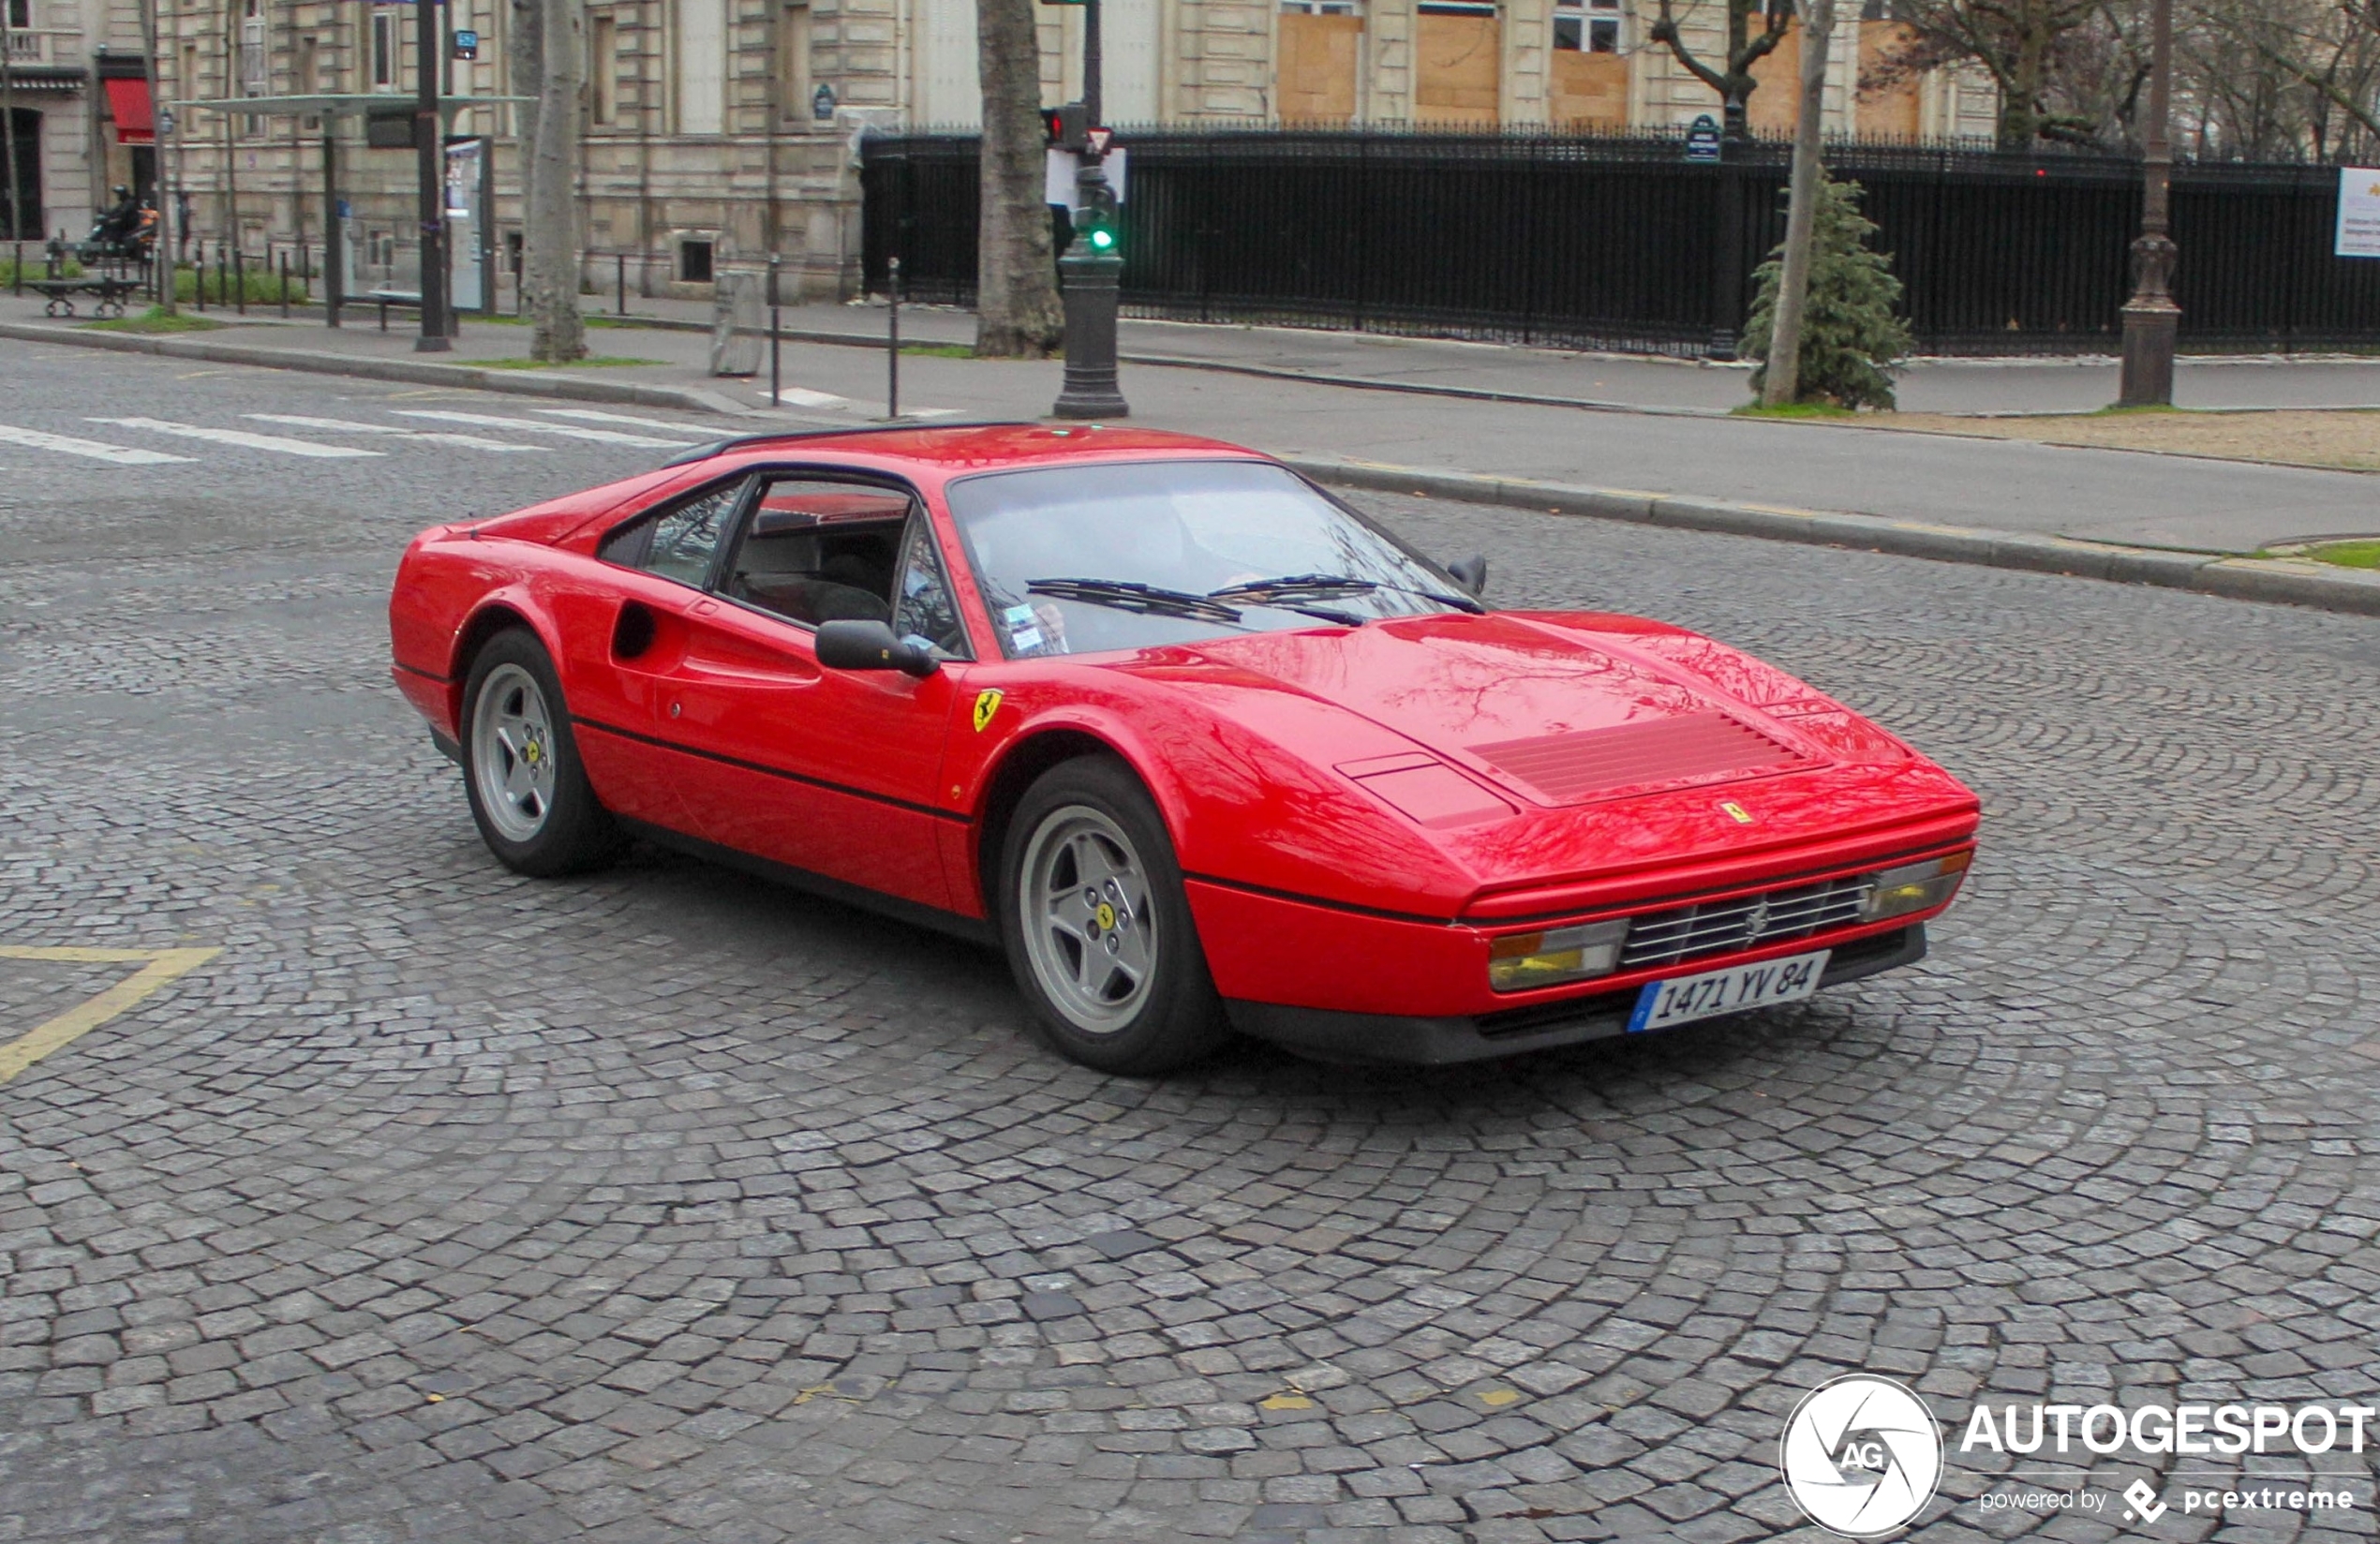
[1207,572,1485,616]
[1027,578,1246,625]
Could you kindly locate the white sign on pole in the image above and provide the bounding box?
[2336,166,2380,258]
[1044,147,1127,210]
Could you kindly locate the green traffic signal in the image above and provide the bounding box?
[1088,227,1115,252]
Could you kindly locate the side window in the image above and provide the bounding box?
[892,515,969,657]
[599,479,744,587]
[719,476,913,629]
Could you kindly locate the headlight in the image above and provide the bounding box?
[1861,851,1972,923]
[1488,919,1629,993]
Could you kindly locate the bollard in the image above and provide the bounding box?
[280,253,290,319]
[617,252,626,317]
[887,256,901,422]
[193,240,205,310]
[216,245,229,309]
[233,246,245,314]
[767,254,782,408]
[10,240,19,296]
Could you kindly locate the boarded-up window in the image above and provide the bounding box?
[1279,5,1361,125]
[1855,19,1921,139]
[1549,0,1623,126]
[1415,2,1498,126]
[1746,19,1799,135]
[915,0,975,127]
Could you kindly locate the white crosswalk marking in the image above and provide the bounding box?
[89,417,383,459]
[0,423,196,465]
[531,408,748,436]
[392,409,697,448]
[765,386,855,410]
[243,414,548,453]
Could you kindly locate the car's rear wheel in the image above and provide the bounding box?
[460,629,621,876]
[999,758,1227,1075]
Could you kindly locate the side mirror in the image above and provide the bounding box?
[1446,554,1488,598]
[815,618,939,678]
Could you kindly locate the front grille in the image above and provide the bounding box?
[1619,877,1872,970]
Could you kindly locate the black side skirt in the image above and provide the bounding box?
[615,817,998,948]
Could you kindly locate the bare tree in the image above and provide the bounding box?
[1763,0,1836,407]
[973,0,1061,357]
[1865,0,2102,146]
[1647,0,1795,137]
[525,0,582,363]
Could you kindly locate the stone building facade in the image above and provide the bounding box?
[59,0,1992,304]
[3,0,155,248]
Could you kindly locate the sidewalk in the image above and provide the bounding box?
[7,293,2379,572]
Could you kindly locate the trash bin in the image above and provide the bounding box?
[709,272,764,377]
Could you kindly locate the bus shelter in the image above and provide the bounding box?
[186,95,528,328]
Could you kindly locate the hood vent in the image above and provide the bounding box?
[1469,712,1806,805]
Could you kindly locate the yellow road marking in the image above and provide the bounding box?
[0,945,220,1083]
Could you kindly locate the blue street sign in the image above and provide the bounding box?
[453,28,479,58]
[1685,114,1722,163]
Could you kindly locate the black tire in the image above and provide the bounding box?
[458,628,623,876]
[997,757,1229,1076]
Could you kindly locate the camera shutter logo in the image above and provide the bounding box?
[1779,1375,1943,1537]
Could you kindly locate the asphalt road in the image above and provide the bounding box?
[2,348,2376,1543]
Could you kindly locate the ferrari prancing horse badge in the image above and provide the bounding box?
[973,690,1004,733]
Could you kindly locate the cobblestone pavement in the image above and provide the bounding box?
[2,346,2376,1544]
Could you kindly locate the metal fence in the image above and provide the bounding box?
[860,127,2380,356]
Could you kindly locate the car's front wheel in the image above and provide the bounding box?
[999,758,1228,1075]
[460,628,621,876]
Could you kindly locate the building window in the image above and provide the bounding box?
[240,0,267,94]
[678,237,713,282]
[6,0,30,30]
[370,10,396,89]
[590,12,617,123]
[778,0,810,120]
[1553,0,1620,52]
[1416,1,1495,11]
[1278,1,1361,13]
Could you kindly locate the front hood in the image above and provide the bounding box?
[1187,613,1835,809]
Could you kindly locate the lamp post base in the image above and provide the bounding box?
[1052,249,1128,421]
[2117,298,2179,408]
[413,334,452,353]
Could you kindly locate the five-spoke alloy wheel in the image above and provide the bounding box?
[459,629,622,876]
[999,758,1227,1074]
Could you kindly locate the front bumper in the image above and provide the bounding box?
[1226,924,1926,1065]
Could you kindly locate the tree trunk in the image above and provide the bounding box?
[1763,0,1835,407]
[974,0,1062,358]
[510,0,543,152]
[527,0,583,363]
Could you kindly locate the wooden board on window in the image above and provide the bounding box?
[1856,19,1921,140]
[1415,12,1500,125]
[1746,19,1799,135]
[1549,49,1627,128]
[1280,11,1361,125]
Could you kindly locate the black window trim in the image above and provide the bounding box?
[708,463,979,661]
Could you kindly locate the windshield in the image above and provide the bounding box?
[945,460,1475,659]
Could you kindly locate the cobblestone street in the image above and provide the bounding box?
[1,347,2375,1542]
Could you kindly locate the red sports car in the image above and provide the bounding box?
[390,424,1978,1073]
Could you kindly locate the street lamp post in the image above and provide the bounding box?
[412,0,450,351]
[1050,0,1127,420]
[2117,0,2176,407]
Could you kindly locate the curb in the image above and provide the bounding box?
[0,320,775,419]
[12,319,2375,619]
[1280,455,2380,619]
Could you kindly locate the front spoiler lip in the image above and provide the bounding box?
[1227,924,1927,1066]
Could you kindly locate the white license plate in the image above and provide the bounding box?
[1627,949,1831,1033]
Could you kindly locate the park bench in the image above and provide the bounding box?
[23,274,140,319]
[364,288,424,331]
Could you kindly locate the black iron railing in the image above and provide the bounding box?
[861,127,2380,355]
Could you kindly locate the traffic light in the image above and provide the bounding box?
[1041,103,1086,150]
[1075,180,1120,258]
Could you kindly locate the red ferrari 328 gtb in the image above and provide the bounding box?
[390,424,1979,1074]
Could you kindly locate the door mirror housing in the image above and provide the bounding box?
[815,618,940,677]
[1446,554,1488,598]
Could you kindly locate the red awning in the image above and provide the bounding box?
[104,78,156,145]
